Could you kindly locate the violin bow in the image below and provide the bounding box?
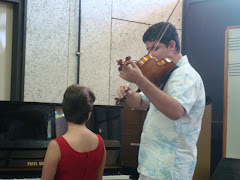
[149,0,181,55]
[116,0,181,104]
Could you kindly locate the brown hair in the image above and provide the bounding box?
[143,22,181,53]
[62,85,95,124]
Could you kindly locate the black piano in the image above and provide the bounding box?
[0,101,132,179]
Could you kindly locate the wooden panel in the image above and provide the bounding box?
[193,104,212,180]
[122,120,144,136]
[122,135,141,168]
[222,27,229,158]
[118,102,147,168]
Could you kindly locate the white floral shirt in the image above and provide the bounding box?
[138,55,205,180]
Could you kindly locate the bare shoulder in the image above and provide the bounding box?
[87,129,99,141]
[44,139,61,164]
[41,140,60,179]
[86,130,100,148]
[49,139,58,147]
[47,139,60,153]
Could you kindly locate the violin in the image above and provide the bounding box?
[116,0,180,103]
[117,54,177,89]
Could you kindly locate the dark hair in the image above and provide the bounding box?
[143,22,180,53]
[62,85,95,124]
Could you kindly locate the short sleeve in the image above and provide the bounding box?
[139,91,150,105]
[165,69,199,114]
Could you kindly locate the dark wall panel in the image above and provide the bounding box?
[182,0,240,176]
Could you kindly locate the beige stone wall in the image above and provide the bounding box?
[24,0,183,105]
[24,0,79,103]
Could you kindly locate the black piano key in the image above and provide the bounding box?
[11,151,46,159]
[0,160,7,167]
[0,151,10,159]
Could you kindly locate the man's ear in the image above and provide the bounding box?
[169,40,176,51]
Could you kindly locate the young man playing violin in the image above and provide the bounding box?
[117,22,205,180]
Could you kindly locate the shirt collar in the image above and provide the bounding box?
[176,55,189,66]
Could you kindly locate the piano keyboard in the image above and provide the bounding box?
[103,175,130,179]
[0,175,130,180]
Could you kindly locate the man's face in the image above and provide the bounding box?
[145,41,172,61]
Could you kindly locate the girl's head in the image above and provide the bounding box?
[62,85,95,124]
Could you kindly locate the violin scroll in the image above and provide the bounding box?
[117,56,131,71]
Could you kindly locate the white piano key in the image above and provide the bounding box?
[103,175,130,179]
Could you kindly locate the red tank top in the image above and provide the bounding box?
[54,134,104,180]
